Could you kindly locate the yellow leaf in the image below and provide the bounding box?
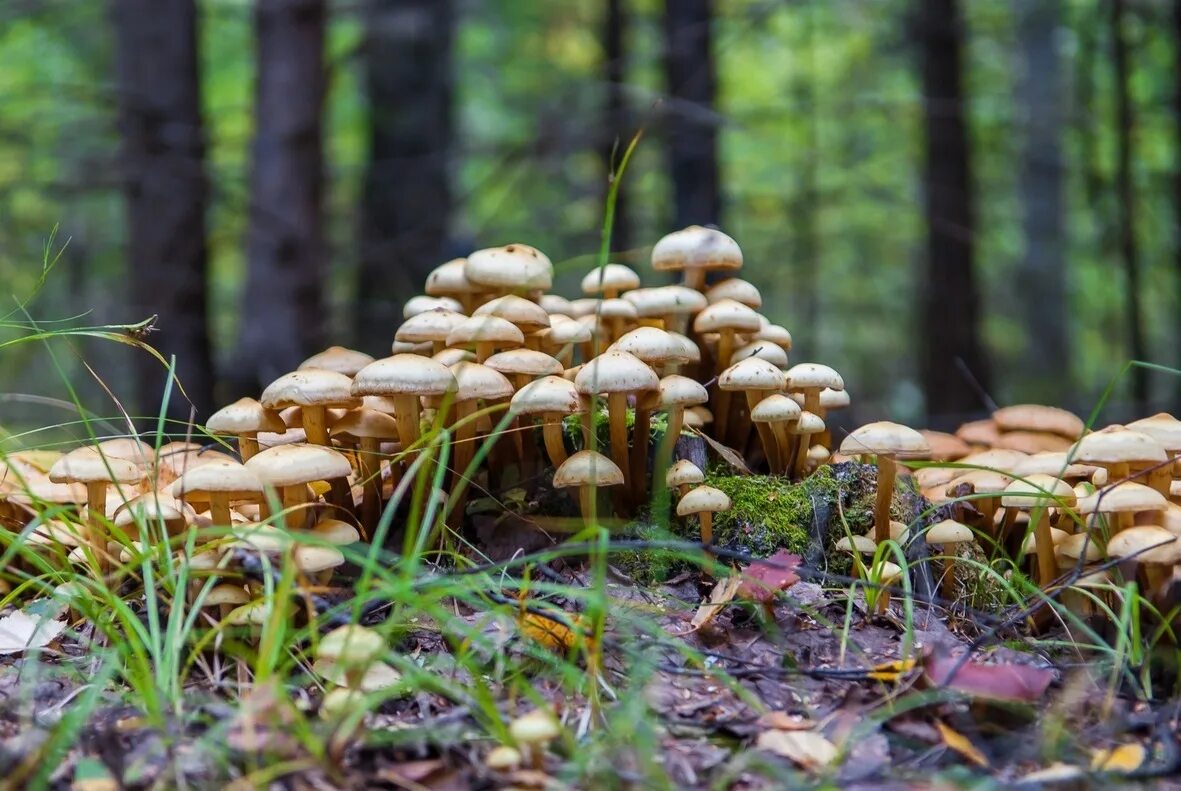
[866,657,917,682]
[518,611,589,654]
[1091,743,1146,773]
[755,729,838,770]
[935,720,988,768]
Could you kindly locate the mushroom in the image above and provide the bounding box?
[665,460,704,498]
[473,295,552,341]
[788,411,826,480]
[447,362,514,504]
[839,422,930,543]
[486,348,564,470]
[403,294,464,318]
[957,419,1001,449]
[581,263,640,299]
[923,519,976,600]
[919,430,972,462]
[425,258,478,313]
[49,446,144,573]
[260,369,361,450]
[171,459,265,528]
[245,444,353,528]
[717,357,786,466]
[464,244,553,300]
[692,299,761,443]
[395,309,467,356]
[1071,426,1167,490]
[1000,474,1076,585]
[705,277,762,308]
[298,346,375,377]
[446,315,525,363]
[331,409,400,533]
[1077,481,1167,535]
[316,625,386,689]
[622,285,707,336]
[993,404,1085,441]
[595,297,639,345]
[553,450,624,522]
[508,708,561,771]
[750,394,802,475]
[650,225,743,292]
[676,485,731,548]
[865,560,903,615]
[652,374,709,475]
[509,375,583,469]
[1106,525,1181,598]
[1125,413,1181,497]
[351,354,458,463]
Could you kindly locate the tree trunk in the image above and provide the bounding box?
[791,2,820,346]
[603,0,632,256]
[1112,0,1148,410]
[1013,0,1068,403]
[355,0,455,352]
[662,0,721,229]
[231,0,327,394]
[110,0,214,423]
[1175,0,1181,387]
[917,0,990,423]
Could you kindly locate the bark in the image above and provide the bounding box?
[110,0,214,422]
[917,0,991,422]
[1112,0,1148,409]
[662,0,722,228]
[355,0,455,352]
[232,0,327,394]
[1013,0,1068,402]
[603,0,632,255]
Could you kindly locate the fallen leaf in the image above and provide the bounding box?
[0,609,66,654]
[756,729,839,770]
[738,550,802,603]
[689,575,742,630]
[519,611,584,654]
[935,720,988,767]
[921,649,1054,702]
[866,657,917,682]
[1014,763,1085,785]
[756,711,813,731]
[1091,743,1146,773]
[692,428,752,475]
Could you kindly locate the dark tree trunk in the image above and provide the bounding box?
[1112,0,1148,409]
[603,0,632,256]
[355,0,455,352]
[792,2,820,347]
[1173,0,1181,394]
[1013,0,1068,403]
[662,0,721,229]
[110,0,214,423]
[917,0,991,422]
[231,0,327,394]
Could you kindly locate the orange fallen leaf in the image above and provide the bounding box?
[1091,743,1146,773]
[519,611,581,653]
[935,720,988,767]
[867,657,917,682]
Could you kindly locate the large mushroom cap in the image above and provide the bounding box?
[485,349,564,378]
[610,327,689,365]
[449,362,514,401]
[651,226,742,273]
[1125,413,1181,452]
[553,450,624,488]
[1107,526,1181,564]
[351,354,458,397]
[510,376,582,415]
[718,357,786,392]
[581,263,640,296]
[49,446,143,485]
[692,298,761,334]
[786,363,844,392]
[261,370,361,410]
[676,485,732,516]
[750,393,802,423]
[992,404,1085,439]
[474,295,551,333]
[999,474,1076,508]
[395,309,467,345]
[1072,427,1168,464]
[925,518,975,545]
[245,444,353,488]
[331,408,400,440]
[919,430,970,461]
[705,277,762,308]
[839,421,929,459]
[574,351,659,394]
[425,258,477,297]
[622,285,708,317]
[207,398,286,436]
[298,346,375,377]
[171,459,264,500]
[446,315,525,348]
[465,244,553,291]
[1077,482,1168,514]
[658,375,709,408]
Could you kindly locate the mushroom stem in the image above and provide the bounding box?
[698,510,713,546]
[209,492,233,527]
[1032,509,1057,586]
[940,553,957,602]
[541,413,569,468]
[476,341,496,363]
[713,330,736,443]
[392,395,421,461]
[85,481,109,574]
[238,434,261,462]
[629,402,652,506]
[357,437,383,533]
[452,400,477,493]
[747,391,778,472]
[872,455,897,543]
[301,405,330,446]
[578,486,595,523]
[768,422,791,475]
[606,393,630,500]
[682,269,706,292]
[791,430,813,480]
[280,485,308,529]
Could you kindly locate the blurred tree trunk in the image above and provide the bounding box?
[1112,0,1148,409]
[662,0,721,229]
[1013,0,1068,403]
[231,0,327,395]
[1176,0,1181,382]
[110,0,214,423]
[917,0,991,422]
[602,0,632,256]
[791,2,820,346]
[355,0,454,352]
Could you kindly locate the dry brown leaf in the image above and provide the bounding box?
[756,711,814,731]
[689,575,742,631]
[0,610,66,654]
[692,428,752,475]
[756,729,839,770]
[1091,743,1146,773]
[935,720,988,767]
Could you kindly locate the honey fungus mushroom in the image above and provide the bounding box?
[840,422,930,543]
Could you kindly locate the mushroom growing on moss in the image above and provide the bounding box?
[840,422,930,543]
[553,450,624,522]
[676,485,731,548]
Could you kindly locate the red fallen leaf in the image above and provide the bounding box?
[921,648,1054,702]
[738,550,803,603]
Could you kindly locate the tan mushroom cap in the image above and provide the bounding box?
[919,430,971,462]
[1000,474,1076,508]
[956,419,1001,447]
[425,258,477,297]
[705,277,761,308]
[610,327,689,365]
[692,298,761,334]
[1077,482,1168,514]
[596,297,638,322]
[113,493,195,528]
[205,584,251,608]
[510,709,562,744]
[1056,532,1103,563]
[750,393,802,423]
[666,459,704,488]
[207,398,286,436]
[331,408,400,440]
[622,285,708,317]
[295,544,346,574]
[49,446,142,485]
[403,295,464,318]
[485,349,564,378]
[3,472,87,505]
[543,316,593,345]
[1013,451,1095,479]
[298,346,375,377]
[574,351,659,394]
[553,450,624,488]
[675,485,732,516]
[432,347,474,367]
[581,263,640,295]
[668,332,701,363]
[446,315,525,348]
[567,298,601,317]
[791,411,825,435]
[317,624,386,667]
[995,431,1074,454]
[817,388,850,410]
[313,518,362,545]
[245,444,353,488]
[925,519,975,545]
[171,459,264,500]
[474,295,551,333]
[391,340,431,355]
[718,357,787,392]
[1106,525,1181,564]
[785,363,844,391]
[261,370,361,411]
[840,421,929,459]
[752,323,792,351]
[395,309,467,344]
[651,225,742,273]
[869,560,904,584]
[351,354,458,397]
[465,243,553,291]
[1072,427,1168,464]
[958,448,1028,471]
[731,341,788,368]
[1125,413,1181,452]
[450,362,514,401]
[947,469,1013,496]
[539,294,574,314]
[1023,526,1068,554]
[510,376,582,415]
[658,375,709,408]
[836,534,877,555]
[993,404,1085,439]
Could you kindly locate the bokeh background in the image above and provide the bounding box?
[0,0,1177,438]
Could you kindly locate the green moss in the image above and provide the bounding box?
[612,521,691,584]
[562,406,672,454]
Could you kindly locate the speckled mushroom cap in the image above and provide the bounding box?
[610,327,690,366]
[675,485,732,516]
[245,444,352,488]
[839,421,929,459]
[730,342,788,368]
[1072,426,1168,465]
[553,450,624,488]
[999,474,1076,509]
[331,408,400,440]
[351,354,457,397]
[752,323,792,351]
[445,315,525,348]
[581,264,640,296]
[207,398,286,436]
[403,295,464,318]
[622,285,708,318]
[261,370,361,411]
[474,295,551,333]
[705,277,762,308]
[49,446,143,485]
[449,362,514,401]
[574,351,659,394]
[658,375,709,408]
[424,258,477,298]
[510,376,582,415]
[298,346,375,377]
[668,333,701,363]
[1077,482,1168,514]
[171,459,264,500]
[786,363,844,392]
[718,357,787,392]
[1125,413,1181,452]
[818,388,850,410]
[665,459,704,489]
[750,394,802,424]
[993,404,1085,439]
[1107,525,1181,564]
[395,309,467,345]
[464,244,553,291]
[485,349,564,378]
[692,298,761,334]
[651,226,742,274]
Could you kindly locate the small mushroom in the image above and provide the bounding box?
[665,460,704,499]
[923,519,976,600]
[508,708,561,771]
[206,398,286,462]
[839,422,930,543]
[553,450,624,522]
[676,485,731,548]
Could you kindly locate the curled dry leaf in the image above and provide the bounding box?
[689,575,742,631]
[935,720,988,767]
[755,729,839,771]
[737,550,802,604]
[0,609,66,654]
[921,649,1054,702]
